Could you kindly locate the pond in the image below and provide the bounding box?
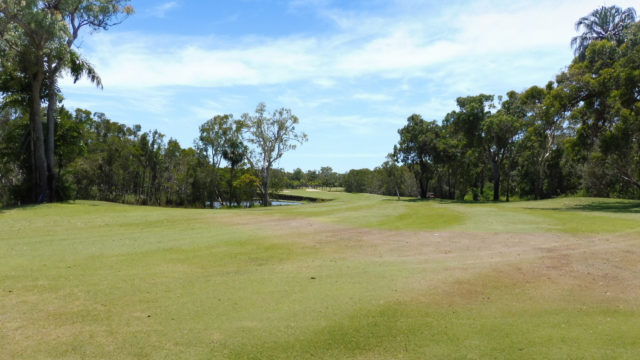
[207,200,302,208]
[271,200,303,206]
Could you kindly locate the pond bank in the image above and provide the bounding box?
[272,193,331,203]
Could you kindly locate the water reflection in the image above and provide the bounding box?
[206,200,302,208]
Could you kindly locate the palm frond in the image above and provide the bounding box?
[571,5,637,59]
[68,49,102,89]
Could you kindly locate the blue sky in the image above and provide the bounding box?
[60,0,637,172]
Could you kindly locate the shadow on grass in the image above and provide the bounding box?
[383,198,499,205]
[273,194,332,203]
[530,200,640,214]
[0,200,81,213]
[0,203,40,213]
[384,197,640,212]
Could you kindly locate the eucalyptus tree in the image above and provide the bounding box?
[290,168,304,188]
[564,22,640,194]
[44,0,132,201]
[571,5,636,60]
[0,1,62,201]
[45,49,102,200]
[0,0,132,202]
[482,92,525,201]
[242,103,307,206]
[198,114,234,207]
[445,95,494,200]
[318,166,338,190]
[0,107,26,205]
[343,168,373,193]
[220,120,247,206]
[381,153,402,200]
[395,114,443,198]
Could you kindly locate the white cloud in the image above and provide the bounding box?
[66,0,629,93]
[303,114,400,135]
[189,100,225,120]
[53,0,634,171]
[148,2,179,18]
[58,0,640,172]
[353,93,393,102]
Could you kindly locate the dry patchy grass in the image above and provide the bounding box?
[2,195,640,359]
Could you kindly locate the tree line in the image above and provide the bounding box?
[0,1,309,208]
[0,0,134,204]
[0,103,306,207]
[378,5,640,201]
[2,4,639,206]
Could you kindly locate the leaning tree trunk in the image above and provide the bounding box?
[30,68,49,203]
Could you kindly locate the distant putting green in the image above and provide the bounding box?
[1,192,640,359]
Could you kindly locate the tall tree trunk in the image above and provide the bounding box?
[418,161,429,198]
[30,68,48,203]
[448,170,454,199]
[506,173,511,202]
[46,69,57,202]
[479,168,485,197]
[228,165,235,207]
[261,167,270,206]
[210,166,216,209]
[535,162,544,200]
[491,160,500,201]
[418,175,428,198]
[473,172,481,201]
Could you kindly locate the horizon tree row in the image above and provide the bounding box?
[0,103,306,207]
[388,7,640,201]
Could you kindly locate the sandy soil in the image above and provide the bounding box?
[220,213,640,304]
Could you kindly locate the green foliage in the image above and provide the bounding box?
[0,0,133,202]
[343,166,418,197]
[0,109,29,205]
[234,173,260,205]
[563,22,640,196]
[242,103,307,205]
[395,114,443,198]
[2,4,640,206]
[381,8,640,202]
[343,168,372,193]
[197,114,248,206]
[571,5,636,60]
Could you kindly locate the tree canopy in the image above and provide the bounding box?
[1,4,640,207]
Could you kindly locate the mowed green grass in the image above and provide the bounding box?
[273,190,640,234]
[1,193,640,359]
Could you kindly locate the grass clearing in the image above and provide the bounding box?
[2,193,640,358]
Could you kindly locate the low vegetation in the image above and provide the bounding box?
[2,191,639,359]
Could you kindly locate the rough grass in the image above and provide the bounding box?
[1,193,640,359]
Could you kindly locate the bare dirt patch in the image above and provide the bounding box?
[218,213,640,304]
